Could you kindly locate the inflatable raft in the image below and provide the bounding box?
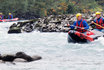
[0,18,19,22]
[68,30,104,43]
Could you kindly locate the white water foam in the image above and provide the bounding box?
[0,21,104,70]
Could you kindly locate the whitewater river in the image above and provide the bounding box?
[0,21,104,70]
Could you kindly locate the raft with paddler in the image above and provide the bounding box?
[0,13,19,22]
[67,12,104,43]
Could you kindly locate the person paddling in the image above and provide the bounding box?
[8,13,13,19]
[68,13,89,33]
[0,13,4,20]
[91,12,104,32]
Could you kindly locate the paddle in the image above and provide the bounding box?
[93,23,104,29]
[64,24,89,31]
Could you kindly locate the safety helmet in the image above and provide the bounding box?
[0,13,3,15]
[76,13,82,18]
[95,11,101,15]
[9,13,12,15]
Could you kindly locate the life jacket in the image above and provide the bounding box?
[76,19,87,33]
[9,15,12,19]
[9,15,13,19]
[96,18,104,29]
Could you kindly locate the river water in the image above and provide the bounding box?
[0,21,104,70]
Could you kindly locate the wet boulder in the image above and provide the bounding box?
[8,19,38,34]
[0,55,16,62]
[0,52,42,63]
[15,52,42,62]
[8,27,21,34]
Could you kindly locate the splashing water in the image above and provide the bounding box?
[0,21,104,70]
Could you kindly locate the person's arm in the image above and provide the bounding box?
[70,22,76,29]
[91,19,96,24]
[0,16,2,19]
[83,21,89,30]
[93,20,96,23]
[102,18,104,27]
[102,18,104,23]
[11,15,13,19]
[8,15,10,19]
[2,15,3,20]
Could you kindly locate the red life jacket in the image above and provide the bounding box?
[96,18,103,29]
[76,19,87,33]
[9,15,12,19]
[10,15,12,18]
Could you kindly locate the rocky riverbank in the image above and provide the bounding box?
[8,14,96,33]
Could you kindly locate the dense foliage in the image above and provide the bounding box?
[0,0,103,19]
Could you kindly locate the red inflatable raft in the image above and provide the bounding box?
[68,30,103,43]
[0,18,19,22]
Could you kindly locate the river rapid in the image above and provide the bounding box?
[0,21,104,70]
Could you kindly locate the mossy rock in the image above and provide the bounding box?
[8,27,21,34]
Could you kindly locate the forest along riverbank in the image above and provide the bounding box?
[8,13,98,33]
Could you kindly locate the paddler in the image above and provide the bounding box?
[8,13,13,19]
[68,13,89,33]
[91,11,104,32]
[0,13,3,20]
